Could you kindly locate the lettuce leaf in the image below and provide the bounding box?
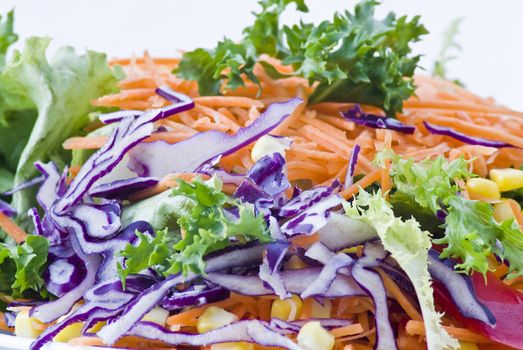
[0,37,117,226]
[118,177,272,279]
[344,190,458,350]
[0,235,49,298]
[0,9,17,70]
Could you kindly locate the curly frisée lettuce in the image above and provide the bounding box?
[118,176,272,280]
[381,150,523,277]
[344,190,459,350]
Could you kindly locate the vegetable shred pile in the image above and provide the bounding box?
[0,1,523,350]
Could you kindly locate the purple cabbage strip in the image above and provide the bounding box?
[99,110,142,124]
[127,98,303,177]
[352,243,397,350]
[3,175,45,196]
[317,212,378,251]
[161,285,229,311]
[341,104,415,134]
[53,89,194,213]
[300,253,354,299]
[259,241,291,299]
[279,181,340,218]
[34,161,63,212]
[428,249,495,326]
[27,208,44,236]
[70,202,121,239]
[423,121,513,148]
[0,198,15,217]
[344,144,361,189]
[89,176,159,200]
[43,253,87,297]
[30,234,102,324]
[269,318,352,332]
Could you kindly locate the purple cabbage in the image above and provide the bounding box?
[317,212,378,251]
[161,285,229,310]
[0,198,15,217]
[259,240,291,299]
[53,89,194,213]
[428,249,495,326]
[344,144,361,189]
[70,202,121,239]
[423,121,513,148]
[279,181,340,218]
[128,98,303,177]
[342,105,415,134]
[43,254,87,297]
[89,176,159,199]
[3,175,45,196]
[300,253,354,299]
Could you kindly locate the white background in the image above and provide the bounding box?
[1,0,523,110]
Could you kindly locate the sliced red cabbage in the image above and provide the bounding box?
[71,202,121,239]
[300,253,354,299]
[30,234,102,323]
[3,175,44,196]
[344,144,361,189]
[127,98,303,177]
[43,254,87,297]
[279,181,340,218]
[34,161,62,212]
[423,121,513,148]
[204,241,268,272]
[351,243,397,350]
[161,285,229,311]
[269,318,352,332]
[4,311,15,328]
[54,90,194,213]
[128,320,303,350]
[28,208,44,236]
[259,242,291,299]
[206,268,364,297]
[317,213,378,251]
[0,198,15,217]
[341,105,415,134]
[89,176,159,199]
[280,194,342,237]
[99,110,142,124]
[428,249,495,326]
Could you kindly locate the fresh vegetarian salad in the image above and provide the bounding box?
[0,1,523,350]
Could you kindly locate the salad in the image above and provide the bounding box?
[0,1,523,350]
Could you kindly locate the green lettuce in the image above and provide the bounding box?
[118,177,272,280]
[344,190,458,350]
[0,10,17,70]
[0,37,117,227]
[0,235,49,298]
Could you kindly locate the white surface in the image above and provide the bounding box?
[1,0,522,110]
[0,333,106,350]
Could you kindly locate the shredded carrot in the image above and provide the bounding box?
[406,320,494,343]
[507,199,523,229]
[166,299,237,327]
[0,212,27,243]
[340,168,382,200]
[331,323,365,338]
[375,268,422,321]
[63,136,108,150]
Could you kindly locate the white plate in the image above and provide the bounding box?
[0,333,106,350]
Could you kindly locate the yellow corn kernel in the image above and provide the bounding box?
[211,342,254,350]
[283,255,308,270]
[14,310,45,339]
[490,168,523,192]
[466,178,500,201]
[142,307,169,326]
[311,299,332,319]
[270,295,302,321]
[459,341,479,350]
[251,135,290,163]
[53,322,83,342]
[494,199,520,222]
[87,321,106,333]
[197,306,239,334]
[297,321,334,350]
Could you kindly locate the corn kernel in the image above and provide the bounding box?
[466,178,500,201]
[283,255,308,270]
[53,322,83,342]
[14,310,45,339]
[251,135,290,162]
[490,168,523,192]
[311,299,332,319]
[211,342,254,350]
[459,341,479,350]
[142,307,169,326]
[87,321,106,333]
[270,295,302,321]
[297,321,334,350]
[197,306,239,334]
[494,199,520,222]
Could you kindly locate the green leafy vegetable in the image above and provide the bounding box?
[0,9,17,70]
[0,235,49,298]
[383,151,523,277]
[0,37,118,228]
[432,18,463,84]
[118,177,271,280]
[344,190,458,350]
[176,0,427,116]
